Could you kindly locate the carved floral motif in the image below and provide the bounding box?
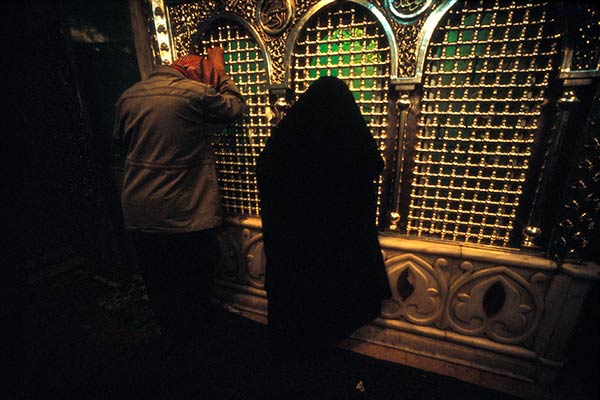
[382,254,447,325]
[215,229,242,279]
[214,227,266,288]
[240,229,267,288]
[445,262,546,344]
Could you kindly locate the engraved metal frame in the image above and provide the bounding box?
[283,0,399,85]
[191,12,274,85]
[394,0,457,85]
[386,0,434,23]
[256,0,296,35]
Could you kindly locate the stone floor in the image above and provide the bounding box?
[18,261,597,400]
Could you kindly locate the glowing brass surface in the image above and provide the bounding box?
[198,22,270,216]
[292,4,391,217]
[404,1,561,246]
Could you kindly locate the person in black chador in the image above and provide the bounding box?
[256,76,391,397]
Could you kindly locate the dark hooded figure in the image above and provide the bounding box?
[256,76,391,366]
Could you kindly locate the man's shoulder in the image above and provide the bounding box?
[119,71,210,102]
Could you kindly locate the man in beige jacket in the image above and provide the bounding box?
[114,47,245,349]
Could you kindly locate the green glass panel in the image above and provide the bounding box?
[230,41,237,50]
[352,91,360,101]
[459,45,471,56]
[331,55,339,64]
[353,66,362,75]
[352,79,361,89]
[258,61,264,69]
[461,30,474,41]
[443,61,454,71]
[363,91,372,100]
[341,67,351,76]
[481,12,492,25]
[309,69,317,78]
[475,44,486,56]
[342,41,351,52]
[331,42,340,52]
[453,88,465,97]
[319,68,327,77]
[446,45,456,56]
[464,14,476,26]
[330,68,339,77]
[474,58,485,71]
[477,29,489,41]
[447,30,458,43]
[319,43,328,53]
[365,65,374,75]
[319,56,328,66]
[364,78,374,89]
[342,54,351,64]
[457,60,469,71]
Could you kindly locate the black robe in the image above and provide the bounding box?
[256,76,391,349]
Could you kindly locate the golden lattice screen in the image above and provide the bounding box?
[292,4,391,217]
[198,21,270,216]
[403,0,561,246]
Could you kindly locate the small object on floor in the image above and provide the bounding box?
[355,380,365,392]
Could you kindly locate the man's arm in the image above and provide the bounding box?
[203,47,246,122]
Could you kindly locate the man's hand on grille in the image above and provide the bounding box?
[207,47,226,73]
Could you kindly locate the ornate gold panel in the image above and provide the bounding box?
[196,20,270,216]
[291,3,391,216]
[400,1,562,247]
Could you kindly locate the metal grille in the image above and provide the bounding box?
[406,0,561,246]
[292,4,391,217]
[198,22,270,216]
[571,3,600,71]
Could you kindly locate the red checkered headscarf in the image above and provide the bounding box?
[171,54,219,87]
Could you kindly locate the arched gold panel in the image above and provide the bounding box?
[196,19,271,216]
[403,0,562,246]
